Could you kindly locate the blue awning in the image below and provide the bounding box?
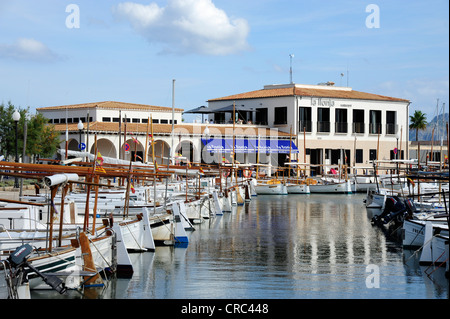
[201,138,298,154]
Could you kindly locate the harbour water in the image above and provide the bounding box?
[31,193,448,300]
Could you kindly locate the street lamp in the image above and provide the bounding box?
[12,110,20,188]
[77,120,84,150]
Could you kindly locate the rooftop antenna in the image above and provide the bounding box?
[289,54,294,84]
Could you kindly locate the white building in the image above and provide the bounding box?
[37,100,293,170]
[206,83,410,175]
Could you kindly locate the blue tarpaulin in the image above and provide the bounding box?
[201,138,298,154]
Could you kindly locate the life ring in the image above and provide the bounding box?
[243,169,251,178]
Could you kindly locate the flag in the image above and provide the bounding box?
[95,152,106,173]
[95,166,106,173]
[130,182,136,194]
[96,152,104,166]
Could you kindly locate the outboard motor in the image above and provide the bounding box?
[6,244,67,296]
[371,196,407,225]
[404,198,418,219]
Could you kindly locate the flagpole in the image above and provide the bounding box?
[144,116,150,163]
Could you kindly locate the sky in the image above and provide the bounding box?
[0,0,448,123]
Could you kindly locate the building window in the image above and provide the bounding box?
[169,120,178,124]
[60,118,66,124]
[369,149,377,161]
[386,111,397,135]
[255,108,268,125]
[132,118,140,123]
[317,108,330,133]
[369,110,382,134]
[299,107,312,132]
[335,108,348,133]
[67,118,73,123]
[274,107,287,125]
[142,118,148,124]
[123,117,131,123]
[356,149,363,163]
[353,109,365,134]
[152,119,159,124]
[161,119,169,124]
[73,117,79,123]
[113,118,120,123]
[53,118,60,124]
[102,117,111,122]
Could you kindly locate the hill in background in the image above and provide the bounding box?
[409,112,449,142]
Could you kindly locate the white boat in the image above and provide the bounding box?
[419,221,449,266]
[351,176,377,193]
[309,179,352,194]
[287,183,310,194]
[255,180,288,195]
[402,218,449,248]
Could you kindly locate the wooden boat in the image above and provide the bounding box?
[309,179,352,194]
[255,179,288,195]
[402,217,449,248]
[286,183,310,194]
[419,221,449,266]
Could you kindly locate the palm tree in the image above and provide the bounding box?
[409,110,427,141]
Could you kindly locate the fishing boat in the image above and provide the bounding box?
[419,221,449,266]
[286,182,310,194]
[402,217,449,248]
[309,178,352,194]
[255,179,288,195]
[284,163,310,194]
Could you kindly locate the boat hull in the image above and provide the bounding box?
[309,181,352,194]
[255,183,288,195]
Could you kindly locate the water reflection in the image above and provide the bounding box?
[31,194,448,299]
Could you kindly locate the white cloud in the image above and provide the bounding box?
[113,0,250,55]
[0,38,60,62]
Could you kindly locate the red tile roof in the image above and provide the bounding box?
[37,101,184,112]
[208,86,410,103]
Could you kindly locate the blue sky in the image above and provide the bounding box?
[0,0,448,122]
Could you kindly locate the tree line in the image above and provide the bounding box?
[0,101,61,163]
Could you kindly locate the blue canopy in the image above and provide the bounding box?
[201,138,298,154]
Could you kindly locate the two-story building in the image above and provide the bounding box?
[206,82,410,175]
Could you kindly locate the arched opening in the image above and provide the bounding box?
[91,138,117,158]
[175,140,195,164]
[148,140,170,165]
[123,138,145,162]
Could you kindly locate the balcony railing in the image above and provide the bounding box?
[385,123,397,135]
[335,122,348,133]
[369,123,382,135]
[299,121,312,133]
[317,121,330,133]
[352,122,365,134]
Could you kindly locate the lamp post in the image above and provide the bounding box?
[77,120,84,150]
[12,110,20,188]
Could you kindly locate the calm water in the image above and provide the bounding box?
[32,194,448,300]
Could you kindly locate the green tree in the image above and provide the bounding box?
[0,102,61,162]
[409,110,427,142]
